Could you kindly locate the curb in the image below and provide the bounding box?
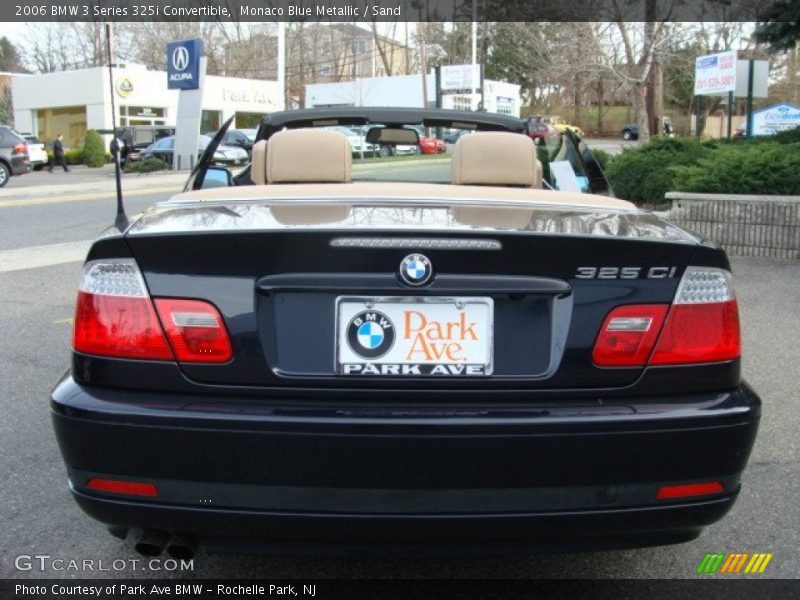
[0,174,187,200]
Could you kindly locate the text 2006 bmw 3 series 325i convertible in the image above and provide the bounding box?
[51,108,760,558]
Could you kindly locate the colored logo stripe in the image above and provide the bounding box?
[697,553,726,574]
[697,552,773,574]
[744,553,773,574]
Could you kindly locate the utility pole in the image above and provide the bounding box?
[419,26,428,109]
[790,40,798,105]
[277,22,286,110]
[746,58,754,138]
[471,0,477,110]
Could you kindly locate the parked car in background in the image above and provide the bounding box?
[327,126,383,158]
[621,123,640,141]
[412,127,446,154]
[140,134,249,168]
[733,125,747,139]
[526,120,556,143]
[213,129,256,155]
[443,129,477,145]
[531,115,584,138]
[21,134,48,170]
[113,125,176,166]
[393,141,419,156]
[0,125,30,187]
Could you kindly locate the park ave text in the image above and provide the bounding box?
[16,584,316,597]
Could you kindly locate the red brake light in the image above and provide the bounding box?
[87,478,159,497]
[592,304,669,366]
[154,298,233,363]
[650,300,740,365]
[656,481,724,500]
[74,292,174,360]
[592,267,741,367]
[13,142,27,155]
[651,266,740,365]
[73,260,173,360]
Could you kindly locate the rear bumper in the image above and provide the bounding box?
[27,150,48,165]
[10,155,30,174]
[51,377,760,553]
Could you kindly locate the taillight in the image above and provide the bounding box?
[154,298,232,363]
[650,267,740,365]
[656,481,724,500]
[592,304,669,366]
[593,266,741,367]
[73,259,173,360]
[87,478,159,497]
[13,142,27,155]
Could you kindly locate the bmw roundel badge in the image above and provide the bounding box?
[347,311,395,359]
[399,254,433,286]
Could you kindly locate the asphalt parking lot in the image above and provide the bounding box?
[0,166,797,580]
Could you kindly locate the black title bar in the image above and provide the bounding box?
[5,0,774,22]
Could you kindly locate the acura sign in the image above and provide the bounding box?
[167,39,202,90]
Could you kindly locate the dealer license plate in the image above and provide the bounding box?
[336,297,493,376]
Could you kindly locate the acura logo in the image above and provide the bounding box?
[172,46,189,72]
[399,254,433,286]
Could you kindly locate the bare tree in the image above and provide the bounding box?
[125,23,224,73]
[20,23,112,72]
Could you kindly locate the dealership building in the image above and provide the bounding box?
[306,72,521,116]
[11,64,281,148]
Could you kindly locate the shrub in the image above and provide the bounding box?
[604,137,717,205]
[590,148,612,171]
[673,142,800,196]
[82,130,106,168]
[124,157,168,174]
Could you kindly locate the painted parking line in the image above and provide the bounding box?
[0,185,180,209]
[0,240,91,273]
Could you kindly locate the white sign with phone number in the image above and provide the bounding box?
[694,51,737,95]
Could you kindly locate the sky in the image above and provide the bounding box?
[0,22,26,44]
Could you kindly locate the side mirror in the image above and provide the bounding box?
[199,166,233,189]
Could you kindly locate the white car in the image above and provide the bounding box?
[328,126,377,157]
[394,143,419,156]
[22,135,48,170]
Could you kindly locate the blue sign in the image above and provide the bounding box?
[167,39,202,90]
[697,56,718,69]
[752,103,800,136]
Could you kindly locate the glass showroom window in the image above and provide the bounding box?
[119,106,167,127]
[36,106,87,149]
[235,112,262,129]
[201,110,222,134]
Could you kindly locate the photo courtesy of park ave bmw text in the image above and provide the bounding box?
[0,0,798,597]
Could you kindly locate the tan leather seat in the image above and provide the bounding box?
[250,140,267,184]
[451,132,542,188]
[266,129,352,184]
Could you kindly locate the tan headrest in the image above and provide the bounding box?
[267,129,352,184]
[250,140,267,184]
[451,132,542,188]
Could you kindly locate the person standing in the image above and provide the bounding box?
[49,134,70,173]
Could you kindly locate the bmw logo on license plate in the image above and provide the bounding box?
[399,253,433,286]
[347,310,395,358]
